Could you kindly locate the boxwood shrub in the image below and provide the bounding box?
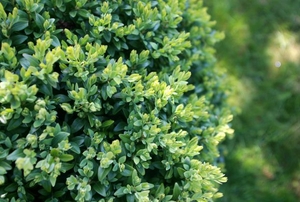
[0,0,233,201]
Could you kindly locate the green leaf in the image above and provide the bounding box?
[155,183,165,197]
[71,118,84,133]
[54,190,66,197]
[177,167,185,178]
[6,149,25,161]
[11,96,21,109]
[113,121,126,132]
[39,84,53,96]
[52,131,69,147]
[34,13,45,28]
[55,0,63,7]
[11,35,28,45]
[0,161,12,170]
[58,5,66,12]
[172,182,181,200]
[127,34,139,40]
[33,119,43,128]
[0,149,9,159]
[118,156,126,164]
[69,10,77,18]
[49,175,57,187]
[51,35,61,47]
[139,182,154,191]
[60,163,74,173]
[93,183,107,197]
[103,30,112,42]
[133,120,142,127]
[60,154,74,162]
[4,137,12,148]
[0,167,7,174]
[149,42,158,50]
[78,9,90,18]
[0,3,7,19]
[121,164,133,177]
[114,187,126,197]
[60,103,73,114]
[98,166,111,181]
[126,194,135,201]
[102,120,114,128]
[70,142,81,154]
[106,85,117,98]
[10,20,29,32]
[7,117,23,131]
[22,54,39,66]
[4,183,18,192]
[54,94,71,103]
[42,180,52,192]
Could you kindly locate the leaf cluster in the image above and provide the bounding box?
[0,0,232,201]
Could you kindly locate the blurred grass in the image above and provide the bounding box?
[204,0,300,201]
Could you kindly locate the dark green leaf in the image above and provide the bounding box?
[98,166,111,181]
[93,183,107,197]
[54,190,66,197]
[127,34,140,41]
[24,28,33,35]
[126,194,135,201]
[7,117,22,131]
[4,137,12,148]
[34,13,45,28]
[137,60,151,68]
[41,180,52,192]
[39,84,53,96]
[10,21,29,32]
[103,31,112,42]
[172,182,181,200]
[70,136,85,146]
[113,40,121,50]
[70,118,84,133]
[113,121,126,132]
[54,94,71,103]
[11,35,28,45]
[4,183,18,192]
[52,132,69,147]
[33,32,43,38]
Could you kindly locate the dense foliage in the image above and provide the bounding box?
[0,0,232,201]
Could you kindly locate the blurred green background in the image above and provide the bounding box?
[204,0,300,201]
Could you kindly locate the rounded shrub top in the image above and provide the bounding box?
[0,0,233,201]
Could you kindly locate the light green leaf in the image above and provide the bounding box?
[60,154,74,162]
